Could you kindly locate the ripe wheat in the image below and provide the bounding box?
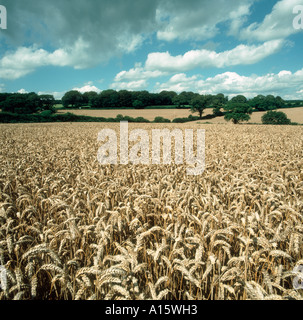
[0,122,302,300]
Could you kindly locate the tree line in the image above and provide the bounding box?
[0,92,56,114]
[0,90,292,124]
[61,90,285,111]
[61,90,178,109]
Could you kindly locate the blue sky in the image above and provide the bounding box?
[0,0,303,99]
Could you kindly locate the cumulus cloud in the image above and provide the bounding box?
[38,91,65,100]
[0,36,126,80]
[237,0,303,41]
[0,46,70,80]
[0,0,261,80]
[17,89,29,94]
[0,0,302,100]
[0,0,160,73]
[114,65,167,82]
[111,38,287,94]
[155,73,200,93]
[112,40,285,84]
[111,63,166,90]
[72,84,101,94]
[145,40,285,72]
[110,79,148,91]
[155,69,303,99]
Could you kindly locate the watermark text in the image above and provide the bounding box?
[0,5,7,30]
[97,122,205,176]
[293,265,303,290]
[0,265,7,291]
[293,5,303,30]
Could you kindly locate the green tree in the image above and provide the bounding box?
[261,111,291,125]
[97,89,119,108]
[82,91,98,106]
[132,99,145,109]
[118,90,133,108]
[1,93,40,114]
[172,95,186,108]
[149,93,162,106]
[190,94,212,119]
[249,95,266,111]
[154,116,171,123]
[39,94,55,112]
[264,95,278,110]
[0,93,12,105]
[275,96,285,108]
[136,91,151,107]
[62,90,84,108]
[173,91,195,108]
[158,91,177,105]
[212,93,228,116]
[230,95,247,104]
[224,101,253,124]
[249,95,285,111]
[28,92,42,110]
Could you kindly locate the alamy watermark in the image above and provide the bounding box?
[0,265,7,291]
[292,265,303,290]
[0,5,7,30]
[97,122,205,176]
[293,5,303,29]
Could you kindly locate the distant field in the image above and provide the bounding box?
[58,108,193,121]
[57,107,303,124]
[248,107,303,124]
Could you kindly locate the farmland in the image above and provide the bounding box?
[0,122,302,300]
[57,107,303,124]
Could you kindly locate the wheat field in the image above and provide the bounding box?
[0,122,302,300]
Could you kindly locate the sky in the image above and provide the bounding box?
[0,0,303,100]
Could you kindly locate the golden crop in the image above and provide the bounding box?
[0,122,302,300]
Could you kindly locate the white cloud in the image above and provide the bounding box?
[112,64,166,91]
[111,39,286,94]
[72,84,101,94]
[145,40,284,72]
[39,83,102,99]
[169,73,198,83]
[0,38,100,80]
[0,0,277,81]
[155,73,200,93]
[0,47,47,80]
[110,80,148,91]
[0,0,302,100]
[2,0,160,72]
[114,65,167,82]
[238,0,303,41]
[37,91,65,100]
[154,68,303,99]
[11,89,64,99]
[0,46,68,80]
[117,34,144,54]
[17,89,29,94]
[111,40,285,89]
